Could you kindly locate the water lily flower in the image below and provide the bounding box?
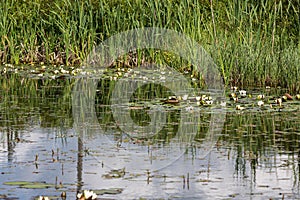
[231,86,238,91]
[164,96,179,104]
[205,100,213,105]
[230,93,238,102]
[257,94,265,99]
[60,68,69,74]
[282,95,288,102]
[296,94,300,100]
[220,101,226,107]
[61,191,67,198]
[236,105,245,110]
[4,63,13,67]
[182,94,188,101]
[257,100,264,106]
[275,98,282,106]
[239,90,247,97]
[195,96,201,101]
[38,196,49,200]
[185,106,194,111]
[202,95,208,100]
[77,190,97,200]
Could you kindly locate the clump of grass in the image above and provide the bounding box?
[0,0,299,90]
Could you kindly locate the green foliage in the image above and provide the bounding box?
[0,0,299,89]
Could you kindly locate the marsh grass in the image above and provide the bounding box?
[0,0,299,90]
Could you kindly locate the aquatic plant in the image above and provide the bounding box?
[77,190,97,200]
[38,196,49,200]
[0,0,299,90]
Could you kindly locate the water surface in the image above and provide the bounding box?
[0,72,299,199]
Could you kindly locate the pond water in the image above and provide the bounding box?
[0,70,300,200]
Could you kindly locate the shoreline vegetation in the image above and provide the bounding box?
[1,0,299,90]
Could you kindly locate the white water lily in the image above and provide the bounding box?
[160,76,166,80]
[202,95,208,100]
[275,98,282,106]
[38,196,49,200]
[205,100,213,105]
[77,190,97,200]
[195,96,201,101]
[231,86,238,91]
[60,69,69,74]
[220,101,226,107]
[182,94,188,101]
[257,100,264,106]
[236,105,245,110]
[185,106,194,112]
[239,90,247,97]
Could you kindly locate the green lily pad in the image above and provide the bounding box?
[102,168,126,179]
[3,181,31,186]
[93,188,123,195]
[20,183,55,189]
[4,181,55,189]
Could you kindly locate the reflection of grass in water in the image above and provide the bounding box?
[0,74,75,163]
[222,112,300,153]
[0,73,74,129]
[220,111,300,177]
[95,78,179,138]
[95,78,214,145]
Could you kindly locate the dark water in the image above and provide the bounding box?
[0,73,299,199]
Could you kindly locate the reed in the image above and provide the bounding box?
[0,0,299,90]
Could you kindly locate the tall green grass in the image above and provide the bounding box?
[0,0,299,90]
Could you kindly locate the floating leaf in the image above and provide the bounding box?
[93,188,123,195]
[4,181,32,186]
[4,181,56,189]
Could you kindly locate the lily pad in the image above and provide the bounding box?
[20,183,55,189]
[102,168,126,179]
[93,188,123,195]
[4,181,55,189]
[3,181,31,186]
